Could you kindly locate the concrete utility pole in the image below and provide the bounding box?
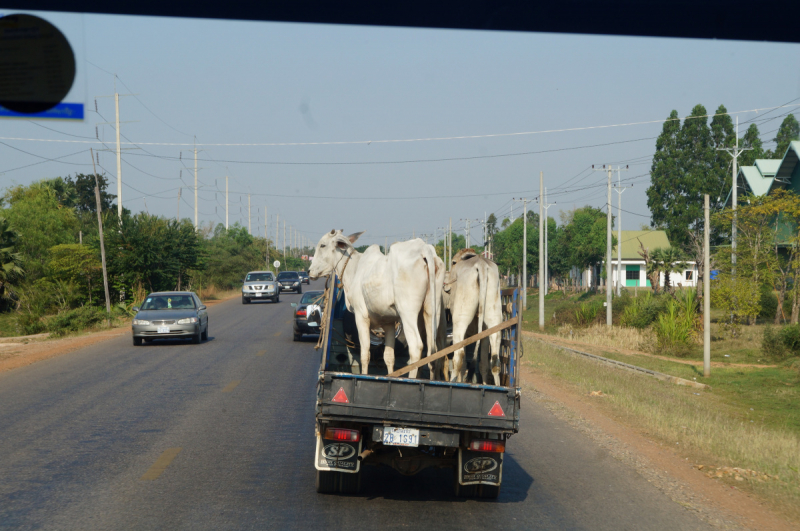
[539,171,545,330]
[96,80,135,219]
[283,220,286,264]
[90,148,111,324]
[225,176,229,230]
[193,144,198,230]
[613,166,630,296]
[593,164,614,327]
[265,205,269,267]
[514,199,531,310]
[717,116,751,275]
[448,217,452,270]
[248,194,251,235]
[542,189,555,296]
[704,194,711,377]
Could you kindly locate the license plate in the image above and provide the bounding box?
[308,322,318,327]
[157,326,170,334]
[383,427,419,447]
[255,293,262,297]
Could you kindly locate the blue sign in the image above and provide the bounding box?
[710,269,720,280]
[0,102,84,120]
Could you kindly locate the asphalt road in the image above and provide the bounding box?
[0,279,714,530]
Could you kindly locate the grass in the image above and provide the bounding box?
[523,338,800,520]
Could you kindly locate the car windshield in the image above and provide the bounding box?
[140,295,196,310]
[246,272,273,282]
[277,272,299,280]
[301,292,324,304]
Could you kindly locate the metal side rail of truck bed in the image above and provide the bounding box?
[312,276,522,498]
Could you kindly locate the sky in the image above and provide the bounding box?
[1,10,800,249]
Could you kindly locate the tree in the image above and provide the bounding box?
[561,207,611,290]
[48,244,102,305]
[773,114,800,157]
[739,123,765,167]
[0,217,24,303]
[493,217,538,280]
[652,247,685,293]
[69,173,116,214]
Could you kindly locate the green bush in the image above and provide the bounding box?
[620,292,667,329]
[15,310,46,335]
[652,298,696,357]
[575,299,603,325]
[779,324,800,353]
[761,324,800,360]
[759,285,778,319]
[45,306,108,337]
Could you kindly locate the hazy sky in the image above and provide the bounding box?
[2,10,800,248]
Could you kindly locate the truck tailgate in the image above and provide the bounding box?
[318,373,519,432]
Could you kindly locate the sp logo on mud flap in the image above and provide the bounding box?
[464,456,498,474]
[322,443,356,460]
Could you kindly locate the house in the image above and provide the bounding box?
[732,141,800,202]
[568,230,697,289]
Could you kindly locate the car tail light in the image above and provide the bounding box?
[296,309,306,317]
[324,428,361,442]
[469,439,505,453]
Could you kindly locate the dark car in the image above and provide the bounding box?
[131,291,209,345]
[298,271,310,284]
[277,271,302,293]
[292,290,325,340]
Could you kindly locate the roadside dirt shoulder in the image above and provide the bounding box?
[0,294,237,374]
[521,363,798,531]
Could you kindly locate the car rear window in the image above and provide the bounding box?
[301,292,324,304]
[277,272,299,280]
[141,295,196,310]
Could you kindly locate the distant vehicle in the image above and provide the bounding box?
[292,290,325,341]
[242,270,280,304]
[298,271,310,284]
[277,271,302,294]
[131,292,209,346]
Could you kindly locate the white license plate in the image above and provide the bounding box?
[157,326,170,334]
[383,427,419,447]
[255,293,262,297]
[308,322,318,327]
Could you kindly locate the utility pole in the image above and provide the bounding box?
[448,217,452,269]
[194,143,198,229]
[225,176,229,230]
[593,164,614,327]
[539,171,544,330]
[96,80,136,219]
[614,166,631,296]
[283,220,286,265]
[542,188,555,296]
[717,116,751,275]
[90,148,111,325]
[248,194,251,235]
[704,194,711,377]
[514,198,531,310]
[265,205,269,267]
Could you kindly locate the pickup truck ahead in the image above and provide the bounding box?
[313,277,522,498]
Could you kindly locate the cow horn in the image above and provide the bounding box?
[330,229,336,235]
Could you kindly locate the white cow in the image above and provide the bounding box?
[308,230,438,378]
[444,249,503,385]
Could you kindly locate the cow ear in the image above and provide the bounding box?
[336,240,349,250]
[347,231,365,244]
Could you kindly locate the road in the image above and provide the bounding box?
[0,279,714,530]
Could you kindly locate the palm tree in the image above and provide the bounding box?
[0,217,24,301]
[653,247,685,293]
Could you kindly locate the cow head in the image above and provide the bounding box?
[308,229,365,280]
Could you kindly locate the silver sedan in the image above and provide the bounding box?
[131,292,209,346]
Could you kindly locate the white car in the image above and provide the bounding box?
[242,271,280,304]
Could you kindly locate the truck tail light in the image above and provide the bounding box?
[324,428,361,442]
[296,309,307,317]
[469,439,505,453]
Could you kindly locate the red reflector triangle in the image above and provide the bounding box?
[331,387,349,403]
[487,401,505,417]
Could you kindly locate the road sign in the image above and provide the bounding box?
[301,255,308,260]
[273,260,281,269]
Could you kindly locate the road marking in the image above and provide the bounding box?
[256,350,267,356]
[222,380,241,393]
[273,331,282,338]
[140,448,182,480]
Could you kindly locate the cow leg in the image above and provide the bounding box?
[450,319,470,383]
[357,316,372,375]
[399,311,424,379]
[383,326,396,374]
[489,329,502,386]
[478,327,491,384]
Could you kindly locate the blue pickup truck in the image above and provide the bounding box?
[313,277,522,498]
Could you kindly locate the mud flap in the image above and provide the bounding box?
[457,448,503,486]
[315,436,362,474]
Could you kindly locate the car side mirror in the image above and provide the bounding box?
[132,307,139,312]
[199,305,207,310]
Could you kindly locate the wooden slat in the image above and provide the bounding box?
[387,315,519,378]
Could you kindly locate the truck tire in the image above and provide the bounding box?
[242,296,250,304]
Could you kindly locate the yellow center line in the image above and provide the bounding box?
[273,331,282,338]
[140,448,182,481]
[222,380,241,393]
[256,350,267,356]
